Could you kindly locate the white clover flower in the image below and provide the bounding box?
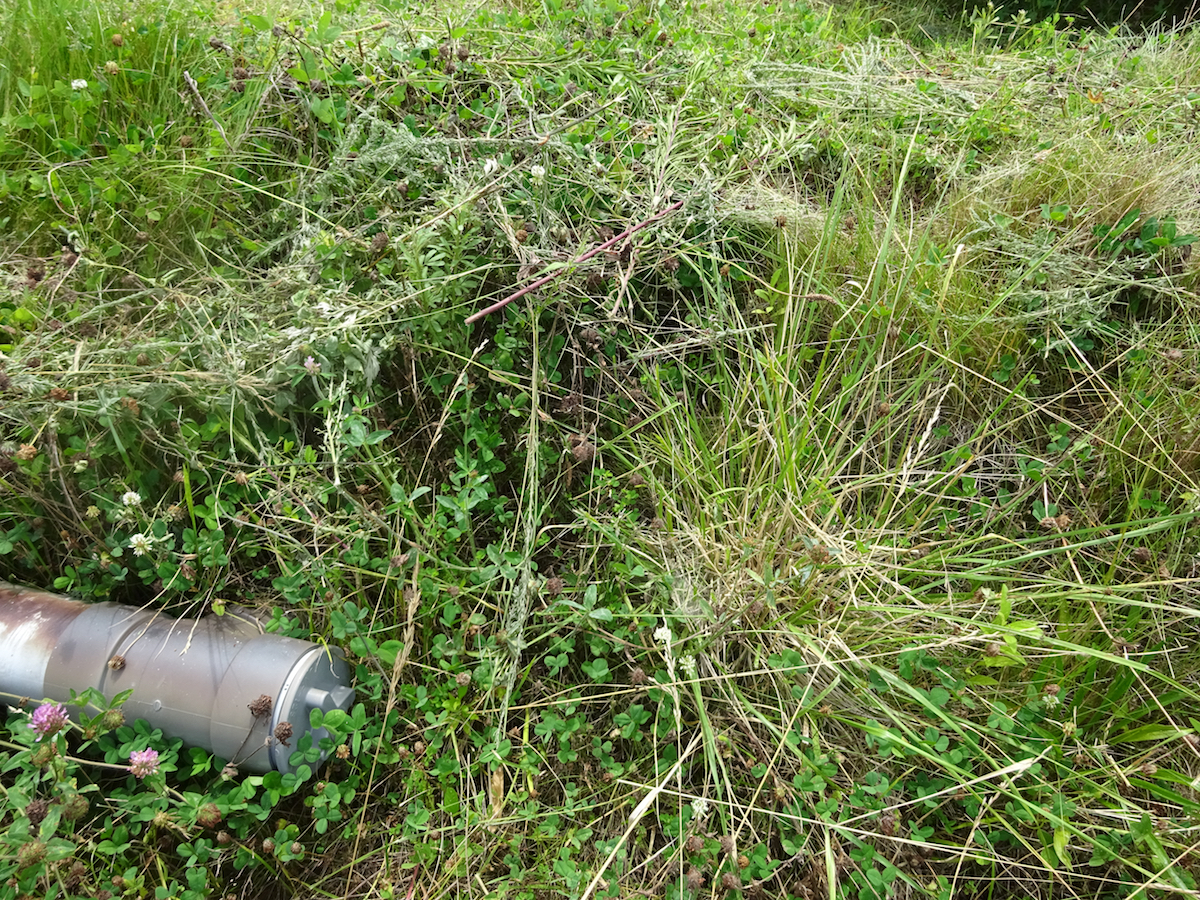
[679,655,697,679]
[654,625,672,645]
[129,533,152,556]
[530,164,546,180]
[483,158,499,177]
[121,490,141,507]
[691,798,710,819]
[71,79,88,90]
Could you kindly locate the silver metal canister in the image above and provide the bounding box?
[0,583,353,774]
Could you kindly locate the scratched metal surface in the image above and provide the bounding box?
[0,583,86,701]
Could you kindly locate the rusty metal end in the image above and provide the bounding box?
[0,583,89,701]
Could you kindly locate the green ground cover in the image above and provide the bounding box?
[1,0,1199,897]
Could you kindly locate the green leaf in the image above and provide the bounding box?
[53,138,86,158]
[1053,827,1072,868]
[581,658,610,682]
[377,640,403,668]
[315,11,343,43]
[309,97,335,124]
[1112,208,1141,234]
[1110,725,1190,744]
[321,709,349,732]
[1129,812,1154,843]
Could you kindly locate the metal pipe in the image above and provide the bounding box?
[0,583,353,774]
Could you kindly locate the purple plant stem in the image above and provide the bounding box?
[465,198,686,325]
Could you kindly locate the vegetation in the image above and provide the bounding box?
[1,0,1199,897]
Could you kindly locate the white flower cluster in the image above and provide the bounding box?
[128,530,171,557]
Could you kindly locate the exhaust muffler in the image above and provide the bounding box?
[0,583,353,774]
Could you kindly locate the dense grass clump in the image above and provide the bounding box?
[1,1,1199,898]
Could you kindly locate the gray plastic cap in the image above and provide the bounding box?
[269,646,354,773]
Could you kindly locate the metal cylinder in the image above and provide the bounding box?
[0,583,353,774]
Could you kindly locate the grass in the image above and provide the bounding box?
[1,0,1200,898]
